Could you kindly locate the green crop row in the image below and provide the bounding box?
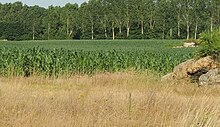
[0,47,194,77]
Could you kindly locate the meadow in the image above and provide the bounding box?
[0,40,183,51]
[0,40,195,77]
[2,40,220,127]
[1,73,220,127]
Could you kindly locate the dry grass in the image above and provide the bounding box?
[1,72,220,127]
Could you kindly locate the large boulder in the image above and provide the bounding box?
[173,56,218,79]
[172,59,195,79]
[187,56,218,74]
[162,56,218,81]
[199,68,220,86]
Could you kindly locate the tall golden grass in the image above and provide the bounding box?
[0,72,220,127]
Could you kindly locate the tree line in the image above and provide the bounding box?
[0,0,220,40]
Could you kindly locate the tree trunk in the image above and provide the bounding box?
[91,22,94,40]
[104,16,108,38]
[66,18,69,39]
[194,21,198,39]
[177,14,180,38]
[104,26,107,38]
[119,20,122,34]
[32,23,35,40]
[112,21,115,40]
[141,20,144,35]
[149,19,155,30]
[149,12,154,30]
[112,27,115,40]
[126,4,129,37]
[47,23,50,40]
[210,17,213,32]
[126,19,130,37]
[170,28,173,39]
[187,20,190,39]
[81,22,85,36]
[101,15,108,39]
[185,0,190,39]
[127,25,130,37]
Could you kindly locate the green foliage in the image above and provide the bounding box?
[0,22,29,41]
[0,40,195,77]
[0,0,220,40]
[196,30,220,60]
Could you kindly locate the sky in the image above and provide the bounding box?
[0,0,88,8]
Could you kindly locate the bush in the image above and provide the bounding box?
[196,30,220,61]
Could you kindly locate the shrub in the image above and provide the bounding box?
[196,30,220,61]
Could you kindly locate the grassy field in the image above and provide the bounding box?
[1,72,220,127]
[0,40,196,76]
[0,40,183,51]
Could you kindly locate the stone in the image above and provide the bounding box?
[187,56,218,74]
[162,56,218,81]
[172,59,195,79]
[199,68,220,86]
[183,42,196,47]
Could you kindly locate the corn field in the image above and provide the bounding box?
[0,44,194,77]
